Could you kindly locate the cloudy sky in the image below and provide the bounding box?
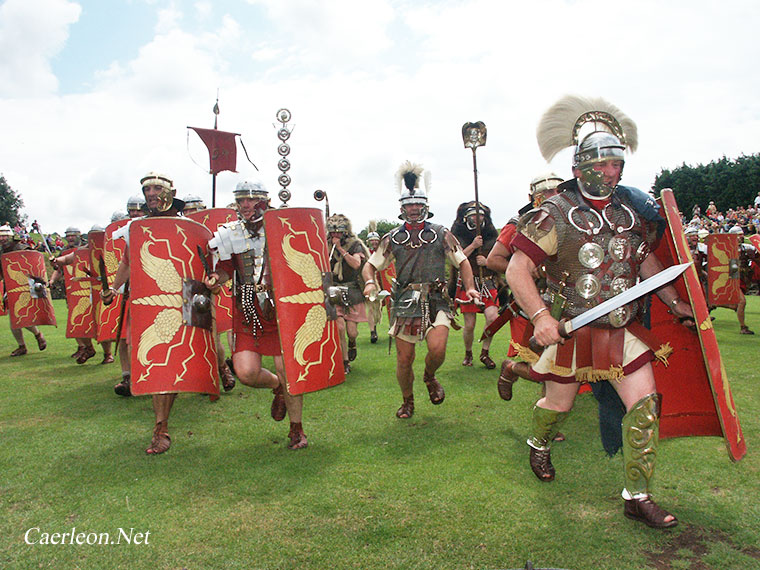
[1,0,758,235]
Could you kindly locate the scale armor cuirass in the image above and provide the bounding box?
[536,188,655,328]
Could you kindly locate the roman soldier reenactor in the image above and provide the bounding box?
[326,213,368,374]
[0,224,48,356]
[506,95,693,528]
[204,180,307,450]
[362,161,479,419]
[450,201,499,369]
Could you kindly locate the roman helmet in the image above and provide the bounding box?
[537,95,638,200]
[233,180,269,223]
[529,172,564,207]
[366,220,380,245]
[111,210,128,223]
[140,171,180,213]
[182,194,206,214]
[64,226,81,246]
[395,160,432,222]
[126,194,146,218]
[460,201,492,231]
[0,224,13,237]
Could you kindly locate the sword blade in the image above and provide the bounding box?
[564,262,691,334]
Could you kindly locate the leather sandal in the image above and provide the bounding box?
[740,325,755,335]
[624,496,678,529]
[34,332,47,351]
[529,447,555,482]
[102,354,115,364]
[462,350,473,366]
[114,375,132,397]
[396,395,414,419]
[146,421,171,454]
[271,385,287,421]
[343,360,351,374]
[287,423,308,450]
[423,372,445,405]
[479,350,496,369]
[220,362,236,392]
[497,360,518,401]
[347,340,357,362]
[76,345,96,364]
[10,345,27,357]
[370,330,378,344]
[71,346,84,358]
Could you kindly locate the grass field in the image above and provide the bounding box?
[1,298,759,570]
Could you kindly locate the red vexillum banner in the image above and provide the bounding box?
[189,127,239,175]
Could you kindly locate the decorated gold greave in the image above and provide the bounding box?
[528,406,569,450]
[622,393,659,497]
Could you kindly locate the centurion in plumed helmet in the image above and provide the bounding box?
[536,95,638,201]
[395,161,432,222]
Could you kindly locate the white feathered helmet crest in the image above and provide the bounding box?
[395,160,432,221]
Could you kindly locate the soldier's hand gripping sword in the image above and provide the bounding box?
[528,262,691,353]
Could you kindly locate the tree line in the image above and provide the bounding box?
[653,153,760,214]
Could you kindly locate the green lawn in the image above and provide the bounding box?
[1,298,759,570]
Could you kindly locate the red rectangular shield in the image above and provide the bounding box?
[653,189,745,461]
[264,207,345,395]
[706,233,741,306]
[1,250,56,328]
[128,217,218,396]
[100,219,130,341]
[63,247,95,339]
[186,208,238,333]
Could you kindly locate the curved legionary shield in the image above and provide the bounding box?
[263,207,345,395]
[706,233,741,306]
[652,189,745,461]
[129,217,218,396]
[1,250,56,328]
[62,247,95,339]
[100,219,130,341]
[0,278,6,316]
[87,230,108,340]
[185,208,237,332]
[750,234,760,254]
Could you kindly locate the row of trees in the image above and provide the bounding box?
[0,175,25,227]
[653,154,760,215]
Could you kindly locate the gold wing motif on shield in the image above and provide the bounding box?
[279,233,327,369]
[133,240,184,366]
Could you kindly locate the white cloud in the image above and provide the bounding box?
[0,0,81,96]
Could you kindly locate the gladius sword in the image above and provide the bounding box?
[530,262,691,349]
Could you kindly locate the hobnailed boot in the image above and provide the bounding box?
[71,346,84,359]
[347,339,357,361]
[740,325,755,335]
[114,374,132,397]
[423,370,445,405]
[479,349,496,369]
[527,405,569,482]
[287,422,308,450]
[621,393,676,528]
[271,385,287,421]
[370,329,378,344]
[462,350,473,366]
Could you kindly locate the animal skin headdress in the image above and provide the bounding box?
[536,95,638,164]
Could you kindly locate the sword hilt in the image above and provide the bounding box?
[527,318,571,355]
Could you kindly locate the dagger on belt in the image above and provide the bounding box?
[529,262,691,352]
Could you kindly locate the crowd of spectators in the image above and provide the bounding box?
[682,192,760,236]
[3,220,67,254]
